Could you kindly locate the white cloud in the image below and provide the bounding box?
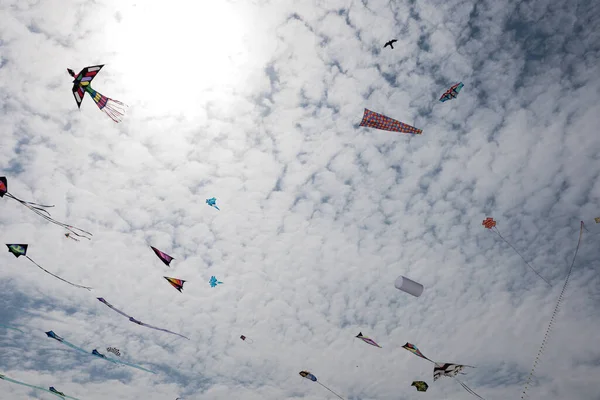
[1,0,600,399]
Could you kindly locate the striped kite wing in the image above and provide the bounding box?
[71,64,105,108]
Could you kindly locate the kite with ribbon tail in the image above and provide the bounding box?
[522,222,586,399]
[6,244,92,290]
[402,343,485,399]
[482,217,551,286]
[67,65,127,123]
[299,371,346,400]
[0,373,81,400]
[0,177,92,239]
[46,331,155,374]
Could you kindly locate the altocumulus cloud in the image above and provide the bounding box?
[0,0,599,399]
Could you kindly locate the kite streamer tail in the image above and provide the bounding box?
[25,256,92,291]
[492,227,551,286]
[5,193,92,239]
[316,381,346,400]
[89,88,127,123]
[0,323,25,334]
[521,222,585,399]
[455,378,485,399]
[112,358,156,374]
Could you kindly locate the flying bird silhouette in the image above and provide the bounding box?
[384,39,398,49]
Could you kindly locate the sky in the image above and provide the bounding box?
[0,0,599,399]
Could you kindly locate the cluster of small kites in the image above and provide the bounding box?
[0,53,594,400]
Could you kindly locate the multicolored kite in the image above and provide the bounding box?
[402,342,484,399]
[439,82,464,102]
[594,217,600,223]
[434,363,483,399]
[411,381,429,392]
[151,246,174,267]
[482,217,550,285]
[355,332,381,348]
[45,331,155,373]
[359,109,422,134]
[402,342,433,362]
[164,277,185,292]
[299,371,345,400]
[0,373,81,400]
[206,197,220,210]
[6,244,92,290]
[67,65,127,123]
[0,177,92,239]
[209,276,223,288]
[97,298,190,340]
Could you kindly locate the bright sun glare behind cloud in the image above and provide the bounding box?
[109,1,251,116]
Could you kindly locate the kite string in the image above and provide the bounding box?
[8,193,93,239]
[316,381,346,400]
[455,378,485,399]
[521,222,585,399]
[25,256,92,291]
[492,227,551,286]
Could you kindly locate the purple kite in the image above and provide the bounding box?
[356,332,382,348]
[151,246,174,267]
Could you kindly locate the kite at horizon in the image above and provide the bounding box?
[0,373,81,400]
[45,331,155,373]
[151,246,174,267]
[299,371,345,400]
[439,82,464,102]
[97,298,190,340]
[209,276,223,287]
[0,177,92,239]
[482,218,551,285]
[206,197,220,210]
[355,332,382,348]
[67,65,127,122]
[6,244,92,290]
[358,109,422,134]
[164,277,185,292]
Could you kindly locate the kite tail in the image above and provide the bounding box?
[521,222,585,399]
[493,227,551,286]
[0,375,79,400]
[90,89,127,123]
[455,378,485,399]
[316,381,346,400]
[25,256,92,291]
[112,358,156,374]
[6,193,92,239]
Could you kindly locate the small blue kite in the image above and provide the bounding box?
[206,197,220,210]
[209,276,223,288]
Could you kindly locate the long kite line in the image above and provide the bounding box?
[97,297,190,340]
[0,373,80,400]
[46,331,155,374]
[521,221,585,398]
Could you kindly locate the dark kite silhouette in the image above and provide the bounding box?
[384,39,398,49]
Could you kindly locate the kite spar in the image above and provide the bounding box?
[0,177,92,239]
